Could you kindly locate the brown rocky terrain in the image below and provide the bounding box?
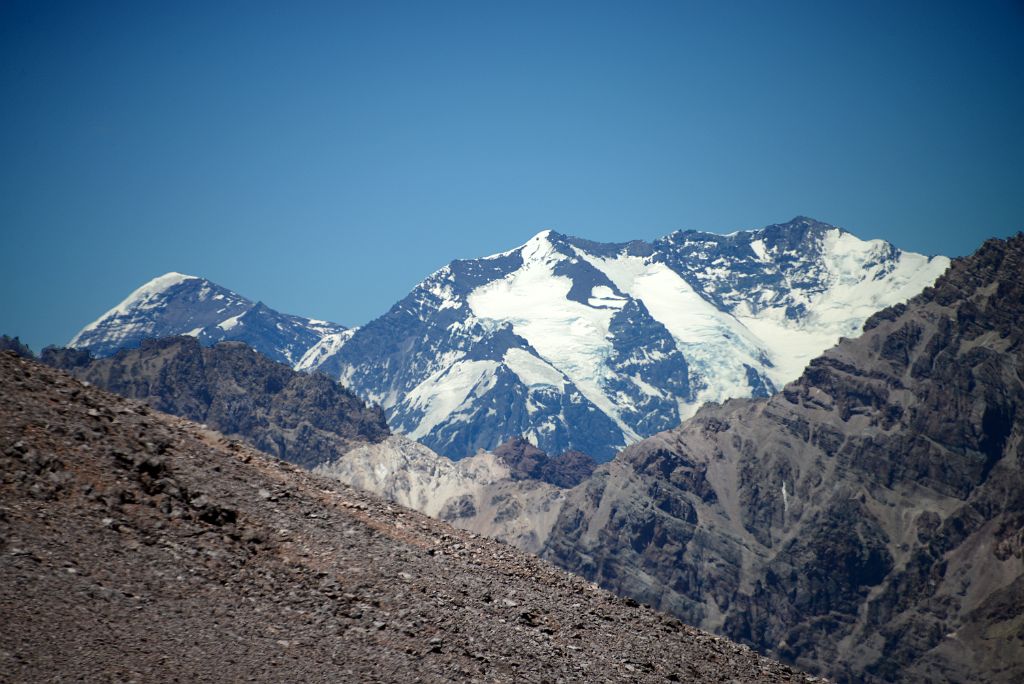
[542,235,1024,682]
[491,436,597,489]
[42,336,390,468]
[0,351,816,682]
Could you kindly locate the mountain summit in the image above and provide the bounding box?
[69,273,346,365]
[303,217,948,459]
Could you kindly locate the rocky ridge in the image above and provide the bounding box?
[0,351,816,683]
[42,335,389,469]
[314,436,595,554]
[540,234,1024,682]
[314,436,567,553]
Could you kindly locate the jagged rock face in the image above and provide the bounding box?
[542,235,1024,682]
[68,272,346,365]
[42,336,389,468]
[306,217,947,460]
[0,352,815,683]
[491,436,597,488]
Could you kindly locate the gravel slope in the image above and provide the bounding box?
[0,351,817,683]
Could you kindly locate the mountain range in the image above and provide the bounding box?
[68,217,949,461]
[323,232,1024,681]
[33,230,1024,681]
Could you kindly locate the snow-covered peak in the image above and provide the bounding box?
[71,272,199,344]
[520,230,561,263]
[480,229,558,262]
[67,272,347,366]
[307,217,950,461]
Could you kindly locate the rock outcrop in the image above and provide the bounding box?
[0,335,34,358]
[491,436,597,488]
[0,351,815,683]
[541,235,1024,682]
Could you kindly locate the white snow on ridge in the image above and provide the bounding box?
[294,329,356,372]
[581,251,769,412]
[481,229,554,261]
[467,234,640,441]
[402,359,501,440]
[503,348,566,389]
[426,278,462,311]
[734,230,950,384]
[303,318,348,336]
[70,272,198,346]
[217,312,244,332]
[817,230,950,331]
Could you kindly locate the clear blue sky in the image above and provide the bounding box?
[2,0,1022,352]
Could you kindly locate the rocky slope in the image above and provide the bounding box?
[43,336,389,469]
[314,436,594,553]
[540,234,1024,682]
[68,272,346,364]
[314,436,567,554]
[0,351,815,683]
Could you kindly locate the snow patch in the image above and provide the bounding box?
[588,285,626,309]
[503,348,566,389]
[218,313,244,332]
[749,239,769,262]
[294,329,356,372]
[402,360,501,439]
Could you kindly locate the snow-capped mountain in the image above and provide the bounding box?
[69,272,345,365]
[68,217,949,462]
[303,217,949,460]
